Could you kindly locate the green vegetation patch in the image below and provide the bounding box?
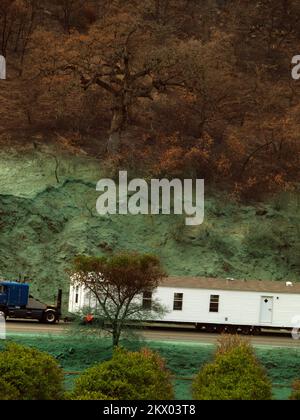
[0,153,299,308]
[2,335,300,400]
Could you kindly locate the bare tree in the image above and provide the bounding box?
[71,253,166,346]
[30,11,194,152]
[0,1,40,58]
[52,0,85,34]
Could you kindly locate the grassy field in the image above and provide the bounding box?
[2,334,300,400]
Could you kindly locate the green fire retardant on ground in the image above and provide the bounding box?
[0,149,299,310]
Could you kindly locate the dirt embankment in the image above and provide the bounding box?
[0,148,299,306]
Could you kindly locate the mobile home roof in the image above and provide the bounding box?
[160,277,300,294]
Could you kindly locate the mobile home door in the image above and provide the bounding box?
[260,296,273,324]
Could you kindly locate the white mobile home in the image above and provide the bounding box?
[69,277,300,333]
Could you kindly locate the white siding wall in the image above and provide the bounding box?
[69,284,100,313]
[156,287,300,328]
[154,287,260,325]
[272,294,300,327]
[68,283,300,328]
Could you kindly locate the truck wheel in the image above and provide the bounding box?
[0,310,6,321]
[43,310,57,324]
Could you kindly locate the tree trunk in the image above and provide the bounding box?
[107,100,127,153]
[112,325,121,346]
[107,131,121,154]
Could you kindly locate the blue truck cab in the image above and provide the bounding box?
[0,281,62,324]
[0,282,29,307]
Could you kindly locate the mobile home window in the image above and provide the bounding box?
[75,286,79,304]
[173,293,183,311]
[142,292,152,310]
[209,295,219,313]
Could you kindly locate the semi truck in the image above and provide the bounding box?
[0,281,62,324]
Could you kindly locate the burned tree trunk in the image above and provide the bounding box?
[107,96,128,153]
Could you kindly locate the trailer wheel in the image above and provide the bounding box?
[241,326,251,335]
[43,310,57,324]
[254,327,262,336]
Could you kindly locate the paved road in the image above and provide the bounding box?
[5,320,300,348]
[6,320,67,335]
[142,329,300,348]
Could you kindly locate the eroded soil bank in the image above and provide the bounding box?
[0,147,299,307]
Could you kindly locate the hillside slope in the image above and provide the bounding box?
[0,148,299,306]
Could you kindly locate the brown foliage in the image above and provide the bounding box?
[1,0,300,199]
